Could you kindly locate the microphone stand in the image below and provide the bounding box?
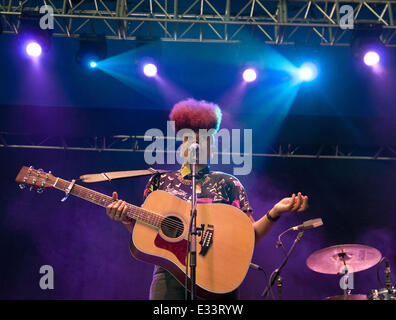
[262,231,304,299]
[189,152,198,300]
[276,275,283,300]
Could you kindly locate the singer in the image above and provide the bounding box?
[105,98,309,300]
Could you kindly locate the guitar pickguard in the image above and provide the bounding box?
[154,235,188,266]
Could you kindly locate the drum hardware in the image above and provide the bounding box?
[368,287,396,300]
[306,244,394,300]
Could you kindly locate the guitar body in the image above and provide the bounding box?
[129,190,255,299]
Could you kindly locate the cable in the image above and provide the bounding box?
[262,231,304,298]
[265,269,277,300]
[251,263,276,300]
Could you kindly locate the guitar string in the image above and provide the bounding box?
[55,180,185,236]
[54,178,187,231]
[126,206,185,231]
[76,185,186,231]
[58,179,191,233]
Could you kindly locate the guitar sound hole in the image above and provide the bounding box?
[160,216,184,238]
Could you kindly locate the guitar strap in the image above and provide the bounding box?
[79,167,168,183]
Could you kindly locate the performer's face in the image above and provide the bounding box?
[182,131,214,164]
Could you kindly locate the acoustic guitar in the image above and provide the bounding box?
[15,165,255,299]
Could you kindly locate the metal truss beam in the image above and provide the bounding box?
[2,132,396,161]
[1,0,396,46]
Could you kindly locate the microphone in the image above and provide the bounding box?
[188,143,200,163]
[291,218,323,231]
[189,143,200,152]
[385,260,393,289]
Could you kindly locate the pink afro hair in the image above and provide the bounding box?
[169,98,222,133]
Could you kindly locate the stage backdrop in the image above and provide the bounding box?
[1,129,395,300]
[1,18,396,300]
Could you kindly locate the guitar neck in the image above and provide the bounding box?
[53,177,161,228]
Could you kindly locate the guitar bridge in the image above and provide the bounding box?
[199,224,214,256]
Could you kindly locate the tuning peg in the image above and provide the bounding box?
[37,188,44,194]
[19,184,26,190]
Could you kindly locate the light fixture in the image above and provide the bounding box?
[143,63,158,77]
[242,68,257,82]
[298,62,318,81]
[18,9,51,59]
[76,34,107,69]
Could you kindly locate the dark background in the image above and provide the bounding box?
[1,31,396,300]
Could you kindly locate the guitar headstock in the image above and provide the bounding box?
[15,166,56,193]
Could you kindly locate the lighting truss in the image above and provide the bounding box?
[1,0,396,46]
[2,132,396,161]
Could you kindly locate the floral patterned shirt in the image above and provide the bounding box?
[143,164,253,213]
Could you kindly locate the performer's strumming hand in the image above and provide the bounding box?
[105,191,130,222]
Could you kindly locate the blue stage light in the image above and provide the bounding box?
[89,61,97,68]
[298,63,318,81]
[76,34,107,69]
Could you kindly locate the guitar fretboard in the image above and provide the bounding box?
[53,178,162,228]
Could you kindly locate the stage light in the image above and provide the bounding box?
[25,41,42,57]
[89,61,97,68]
[298,63,318,81]
[18,10,51,59]
[351,24,383,68]
[363,51,380,66]
[143,63,158,77]
[242,68,257,82]
[76,34,107,69]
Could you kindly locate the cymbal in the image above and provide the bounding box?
[306,244,382,274]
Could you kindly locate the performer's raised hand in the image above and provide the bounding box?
[272,192,309,216]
